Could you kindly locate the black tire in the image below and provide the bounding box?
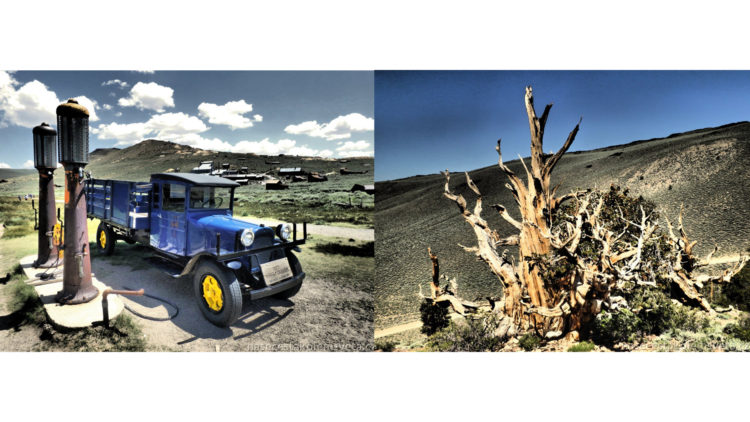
[96,222,116,256]
[193,260,243,327]
[272,252,304,300]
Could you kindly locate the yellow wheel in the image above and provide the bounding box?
[96,222,116,255]
[193,261,242,327]
[202,275,224,312]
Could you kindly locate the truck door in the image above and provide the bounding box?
[151,182,187,255]
[149,181,161,248]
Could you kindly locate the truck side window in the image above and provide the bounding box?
[162,183,185,212]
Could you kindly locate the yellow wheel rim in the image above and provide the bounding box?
[202,275,223,312]
[99,230,107,248]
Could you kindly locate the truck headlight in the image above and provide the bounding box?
[277,223,292,241]
[240,229,254,247]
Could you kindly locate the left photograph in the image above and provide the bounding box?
[0,71,374,351]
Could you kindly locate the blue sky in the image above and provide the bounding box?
[0,71,373,168]
[375,71,750,181]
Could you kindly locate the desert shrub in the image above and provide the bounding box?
[519,333,542,351]
[723,317,750,342]
[1,263,25,285]
[567,341,596,352]
[627,288,677,335]
[591,288,710,348]
[723,337,750,352]
[712,254,750,311]
[375,339,396,352]
[36,314,147,352]
[313,241,374,257]
[3,271,45,327]
[419,299,450,335]
[426,316,502,352]
[591,308,641,347]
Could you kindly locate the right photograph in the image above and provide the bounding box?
[374,71,750,352]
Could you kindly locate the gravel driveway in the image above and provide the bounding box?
[93,255,372,351]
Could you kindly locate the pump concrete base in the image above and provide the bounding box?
[20,255,124,329]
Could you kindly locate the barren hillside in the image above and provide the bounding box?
[375,122,750,329]
[0,139,373,193]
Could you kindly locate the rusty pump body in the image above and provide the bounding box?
[32,122,61,268]
[55,99,98,305]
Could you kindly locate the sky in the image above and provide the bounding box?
[375,71,750,181]
[0,71,374,169]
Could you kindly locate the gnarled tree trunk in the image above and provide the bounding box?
[439,86,747,340]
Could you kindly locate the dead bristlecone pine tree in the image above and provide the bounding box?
[429,86,747,342]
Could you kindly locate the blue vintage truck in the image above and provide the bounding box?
[84,173,306,327]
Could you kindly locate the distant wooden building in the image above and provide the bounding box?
[279,167,305,177]
[340,167,368,175]
[265,180,289,190]
[191,161,214,174]
[351,184,374,195]
[307,172,328,182]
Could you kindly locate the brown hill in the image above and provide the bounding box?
[0,139,373,194]
[85,139,371,182]
[374,122,750,329]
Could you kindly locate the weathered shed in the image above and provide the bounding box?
[279,167,305,176]
[351,184,374,195]
[191,161,214,174]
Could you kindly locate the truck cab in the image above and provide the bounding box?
[87,172,306,327]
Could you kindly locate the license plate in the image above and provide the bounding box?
[261,258,293,286]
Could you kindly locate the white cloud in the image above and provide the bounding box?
[0,162,10,169]
[197,100,257,130]
[337,150,373,158]
[22,160,34,169]
[0,72,58,128]
[134,70,155,74]
[337,140,371,152]
[230,139,335,157]
[92,122,150,144]
[334,140,373,158]
[0,71,100,127]
[233,138,296,155]
[173,134,234,151]
[101,79,129,89]
[102,104,112,110]
[114,111,122,117]
[146,112,209,137]
[253,114,263,122]
[284,112,374,140]
[93,112,209,146]
[94,108,364,158]
[118,81,175,112]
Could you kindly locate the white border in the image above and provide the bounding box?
[2,1,750,420]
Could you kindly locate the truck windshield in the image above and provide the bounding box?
[189,186,232,210]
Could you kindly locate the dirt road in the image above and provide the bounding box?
[93,256,372,351]
[375,320,422,339]
[238,217,374,241]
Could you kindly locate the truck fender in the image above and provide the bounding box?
[179,253,215,277]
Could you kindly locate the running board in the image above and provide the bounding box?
[145,256,185,278]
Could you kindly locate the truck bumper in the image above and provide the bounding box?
[248,271,305,301]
